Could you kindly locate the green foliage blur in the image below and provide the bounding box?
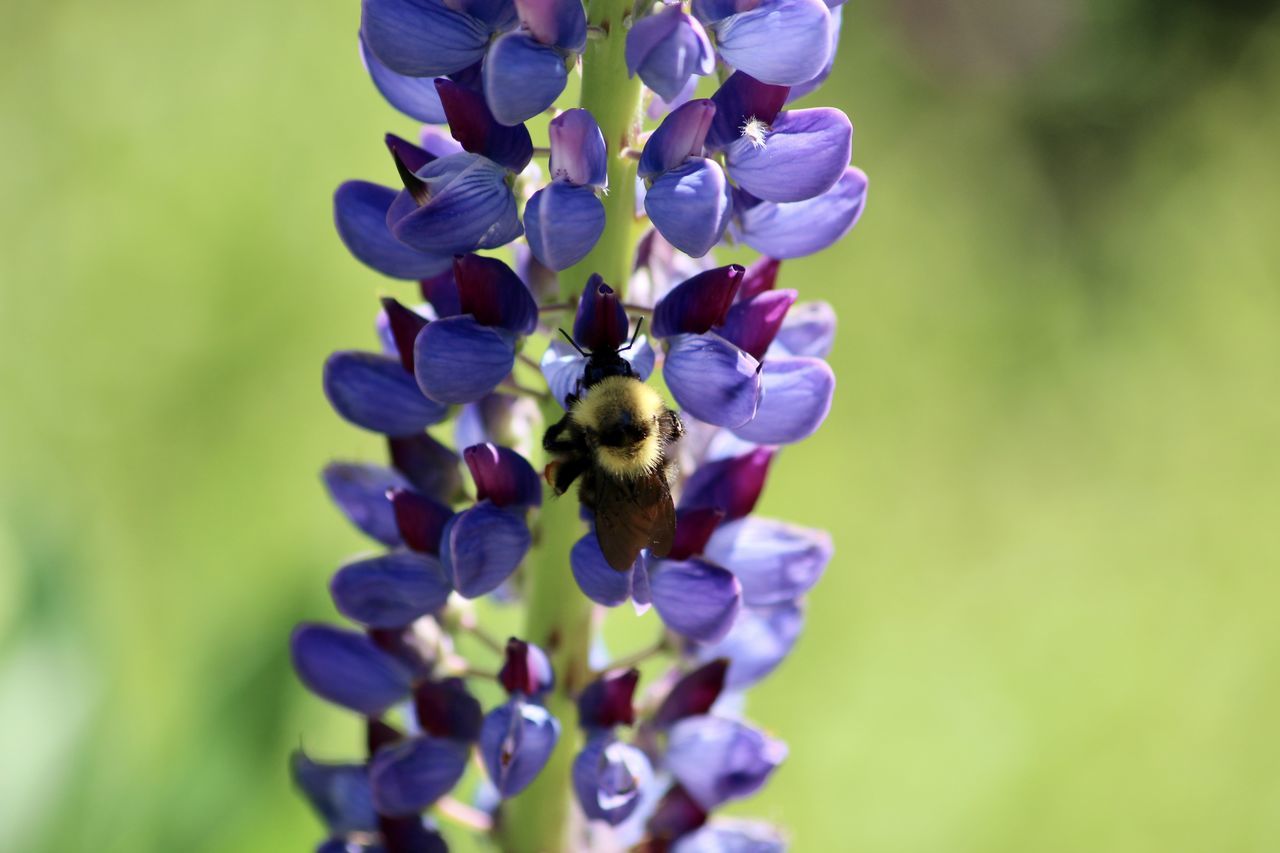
[2,1,1279,850]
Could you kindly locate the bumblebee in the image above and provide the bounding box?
[543,320,685,571]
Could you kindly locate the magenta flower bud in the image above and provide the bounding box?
[737,255,781,300]
[548,109,608,187]
[464,442,543,508]
[379,296,429,373]
[680,448,775,520]
[718,289,798,361]
[389,488,453,554]
[667,507,726,560]
[323,462,409,546]
[573,276,630,352]
[577,668,641,729]
[387,424,463,503]
[706,71,789,151]
[646,784,709,842]
[434,79,534,172]
[453,254,539,335]
[414,677,484,740]
[499,637,556,696]
[651,659,730,728]
[652,265,745,336]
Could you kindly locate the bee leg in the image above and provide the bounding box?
[658,410,685,443]
[551,455,590,495]
[542,412,580,453]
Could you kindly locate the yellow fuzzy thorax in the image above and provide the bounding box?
[571,376,666,479]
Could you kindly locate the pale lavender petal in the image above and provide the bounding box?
[732,356,834,444]
[572,735,653,825]
[483,31,569,126]
[480,700,561,797]
[698,603,804,689]
[771,300,835,358]
[644,158,733,258]
[570,533,635,606]
[638,100,716,179]
[704,517,830,605]
[515,0,588,51]
[649,559,742,642]
[712,0,832,86]
[662,333,761,428]
[524,182,606,271]
[672,819,787,852]
[734,166,867,258]
[724,107,852,202]
[665,716,787,810]
[549,108,608,186]
[626,8,715,102]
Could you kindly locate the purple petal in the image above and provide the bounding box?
[330,551,453,628]
[291,624,414,716]
[626,8,715,102]
[464,443,542,508]
[638,100,716,179]
[434,79,534,171]
[652,265,744,337]
[361,0,489,78]
[651,659,730,727]
[369,736,470,816]
[718,289,796,361]
[360,33,447,123]
[786,4,842,102]
[388,433,464,502]
[515,0,588,51]
[322,462,408,546]
[454,254,539,334]
[577,669,640,729]
[679,448,775,519]
[772,300,836,358]
[549,108,608,186]
[704,517,830,605]
[711,0,832,86]
[420,125,466,159]
[480,700,561,797]
[524,183,606,271]
[573,276,631,352]
[649,559,742,642]
[725,107,851,202]
[390,154,522,255]
[662,333,761,428]
[542,337,655,409]
[482,32,569,126]
[324,351,449,435]
[448,0,519,29]
[672,819,787,853]
[390,488,454,554]
[665,716,787,810]
[414,677,484,740]
[647,74,700,120]
[499,638,556,697]
[734,166,867,258]
[291,753,379,836]
[419,266,462,317]
[644,158,733,258]
[698,603,804,689]
[706,71,790,151]
[441,501,531,597]
[572,735,652,825]
[413,315,515,404]
[334,181,453,280]
[570,533,635,606]
[732,356,834,444]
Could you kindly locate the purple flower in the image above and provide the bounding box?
[626,7,715,102]
[525,111,607,270]
[639,100,733,258]
[369,735,471,815]
[572,734,653,825]
[693,0,833,86]
[330,551,453,629]
[732,166,869,258]
[479,699,561,797]
[672,819,787,852]
[291,624,415,717]
[664,716,787,810]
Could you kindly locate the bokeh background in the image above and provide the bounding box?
[3,0,1280,850]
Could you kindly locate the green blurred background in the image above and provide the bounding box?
[3,0,1279,850]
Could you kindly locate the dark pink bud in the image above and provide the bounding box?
[463,443,543,508]
[651,659,729,728]
[667,508,725,560]
[577,668,641,729]
[679,448,775,520]
[389,488,453,554]
[573,275,630,352]
[413,677,483,741]
[498,637,556,696]
[651,265,745,337]
[380,297,428,373]
[738,256,781,301]
[718,289,797,361]
[645,784,709,842]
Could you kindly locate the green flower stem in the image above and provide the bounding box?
[498,2,643,848]
[559,0,644,302]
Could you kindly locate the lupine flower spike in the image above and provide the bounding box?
[295,0,865,848]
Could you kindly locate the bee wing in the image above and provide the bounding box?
[595,472,676,571]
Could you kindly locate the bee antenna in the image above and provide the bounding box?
[559,328,590,358]
[617,316,644,354]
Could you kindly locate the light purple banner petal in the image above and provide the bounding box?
[732,355,834,444]
[663,333,761,428]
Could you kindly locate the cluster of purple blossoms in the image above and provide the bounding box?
[294,0,865,849]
